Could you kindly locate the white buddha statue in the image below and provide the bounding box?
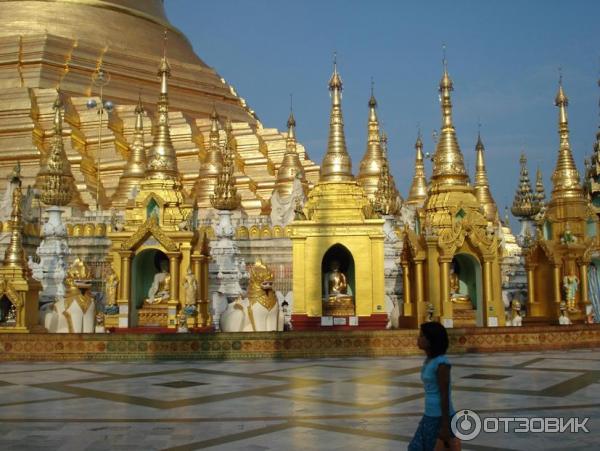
[146,260,171,304]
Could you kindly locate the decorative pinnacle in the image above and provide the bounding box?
[3,179,26,267]
[211,118,241,210]
[550,76,583,199]
[321,54,353,182]
[511,152,539,219]
[38,92,74,207]
[329,52,342,90]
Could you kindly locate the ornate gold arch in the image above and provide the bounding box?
[120,215,178,252]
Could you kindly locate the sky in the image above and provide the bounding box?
[166,0,599,227]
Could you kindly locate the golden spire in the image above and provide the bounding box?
[3,179,26,267]
[358,80,386,199]
[38,93,74,206]
[194,105,224,203]
[111,94,148,206]
[210,118,241,210]
[145,31,179,181]
[430,59,469,186]
[473,132,499,222]
[511,153,539,218]
[373,130,399,216]
[534,166,547,218]
[320,55,354,182]
[406,130,428,206]
[274,107,307,198]
[550,77,583,200]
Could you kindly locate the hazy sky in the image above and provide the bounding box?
[166,0,599,226]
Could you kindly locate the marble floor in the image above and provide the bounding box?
[0,350,598,450]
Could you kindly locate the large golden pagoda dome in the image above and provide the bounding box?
[0,0,319,213]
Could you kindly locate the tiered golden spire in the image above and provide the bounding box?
[430,60,469,186]
[373,131,399,216]
[3,177,26,267]
[145,33,180,182]
[194,105,224,204]
[320,56,354,182]
[210,119,241,210]
[111,94,148,206]
[473,132,499,222]
[406,131,428,206]
[511,153,539,218]
[358,81,385,198]
[38,93,74,206]
[274,108,307,198]
[534,166,547,218]
[550,77,583,200]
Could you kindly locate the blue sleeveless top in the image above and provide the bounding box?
[421,354,455,417]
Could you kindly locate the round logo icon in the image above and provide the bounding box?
[451,409,482,441]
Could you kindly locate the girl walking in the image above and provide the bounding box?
[408,321,458,450]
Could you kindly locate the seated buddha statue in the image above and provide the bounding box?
[449,268,471,306]
[323,260,354,316]
[145,261,171,305]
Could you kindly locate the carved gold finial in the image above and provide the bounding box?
[320,54,353,182]
[145,33,179,181]
[550,76,584,200]
[534,165,547,219]
[358,80,386,199]
[373,132,399,216]
[210,118,241,210]
[406,130,428,206]
[430,58,469,186]
[3,178,26,267]
[37,92,74,206]
[473,131,499,222]
[511,152,539,218]
[193,105,224,204]
[275,108,307,198]
[111,93,148,206]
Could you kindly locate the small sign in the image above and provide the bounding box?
[320,316,333,326]
[487,317,498,327]
[443,318,454,329]
[333,317,347,326]
[349,316,359,326]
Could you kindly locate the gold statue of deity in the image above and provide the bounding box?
[449,268,471,306]
[323,260,354,316]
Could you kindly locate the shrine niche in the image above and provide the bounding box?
[321,244,355,316]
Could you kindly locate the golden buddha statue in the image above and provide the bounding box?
[449,268,472,306]
[323,260,354,316]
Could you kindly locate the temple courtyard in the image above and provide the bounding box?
[0,349,597,450]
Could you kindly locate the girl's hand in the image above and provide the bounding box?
[438,420,451,448]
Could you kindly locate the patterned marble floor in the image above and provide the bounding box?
[0,349,598,450]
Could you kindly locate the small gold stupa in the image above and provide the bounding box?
[526,78,599,322]
[290,59,386,329]
[401,61,505,327]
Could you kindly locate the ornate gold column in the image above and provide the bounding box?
[118,250,133,328]
[579,262,589,309]
[439,258,452,323]
[482,259,492,326]
[415,260,425,323]
[402,262,412,316]
[526,264,539,316]
[553,264,562,316]
[167,252,181,329]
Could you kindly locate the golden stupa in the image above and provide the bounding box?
[0,0,319,214]
[401,62,505,328]
[526,79,599,322]
[290,60,386,328]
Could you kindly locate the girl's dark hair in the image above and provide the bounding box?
[420,322,449,357]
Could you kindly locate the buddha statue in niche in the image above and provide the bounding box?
[449,264,471,306]
[146,259,171,304]
[323,259,354,316]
